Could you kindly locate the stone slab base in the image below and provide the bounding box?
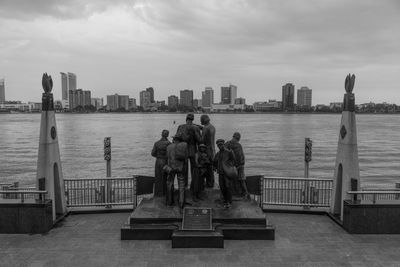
[0,199,53,234]
[219,224,275,240]
[121,224,178,240]
[172,230,224,248]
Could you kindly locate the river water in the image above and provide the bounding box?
[1,113,399,187]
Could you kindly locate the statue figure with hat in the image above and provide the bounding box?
[151,129,171,197]
[165,133,188,212]
[200,114,216,188]
[213,139,237,209]
[196,143,212,197]
[175,113,202,201]
[226,132,250,200]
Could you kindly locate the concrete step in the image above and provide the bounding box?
[121,223,178,240]
[171,230,224,248]
[217,224,275,240]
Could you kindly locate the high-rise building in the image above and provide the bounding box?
[129,98,137,110]
[67,72,77,91]
[140,90,151,110]
[146,87,154,103]
[106,94,130,111]
[193,99,202,108]
[119,95,129,111]
[91,98,104,109]
[60,72,68,101]
[62,72,77,110]
[297,86,312,107]
[220,84,237,104]
[69,89,91,110]
[282,83,295,111]
[180,90,193,107]
[0,78,5,103]
[235,97,246,105]
[168,95,179,110]
[202,87,214,108]
[107,94,119,111]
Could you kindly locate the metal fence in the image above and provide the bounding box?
[0,183,37,200]
[0,190,47,202]
[64,177,135,208]
[4,175,400,211]
[348,190,400,204]
[262,176,333,208]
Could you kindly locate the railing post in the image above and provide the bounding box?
[396,183,400,200]
[133,175,137,209]
[351,178,358,202]
[260,176,264,208]
[104,137,112,208]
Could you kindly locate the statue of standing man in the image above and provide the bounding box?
[226,132,250,200]
[176,113,202,201]
[151,130,171,197]
[200,114,216,188]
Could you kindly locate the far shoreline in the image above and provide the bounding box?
[2,111,400,115]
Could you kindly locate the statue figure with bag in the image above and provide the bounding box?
[213,139,237,209]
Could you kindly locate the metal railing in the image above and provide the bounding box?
[0,190,47,202]
[262,176,333,208]
[64,177,135,208]
[348,190,400,204]
[0,182,37,200]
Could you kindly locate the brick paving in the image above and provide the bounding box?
[1,212,400,266]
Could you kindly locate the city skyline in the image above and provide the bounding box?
[1,1,399,104]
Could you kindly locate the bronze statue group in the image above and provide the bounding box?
[151,113,250,213]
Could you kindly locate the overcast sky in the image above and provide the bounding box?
[0,0,399,104]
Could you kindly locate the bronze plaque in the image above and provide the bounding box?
[182,207,212,231]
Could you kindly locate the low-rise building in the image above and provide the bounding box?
[211,103,245,112]
[253,100,281,111]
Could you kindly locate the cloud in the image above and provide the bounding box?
[0,0,399,104]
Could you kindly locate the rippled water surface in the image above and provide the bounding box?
[1,113,399,187]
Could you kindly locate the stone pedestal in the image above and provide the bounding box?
[36,73,67,222]
[331,74,360,221]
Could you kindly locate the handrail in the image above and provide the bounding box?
[64,177,136,208]
[0,190,47,194]
[263,176,333,182]
[263,176,333,208]
[348,190,400,204]
[348,191,400,194]
[3,187,36,190]
[0,190,47,203]
[64,177,132,181]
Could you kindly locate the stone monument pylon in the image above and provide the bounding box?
[331,74,360,220]
[36,73,67,222]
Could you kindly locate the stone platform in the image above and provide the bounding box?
[121,189,275,246]
[0,199,53,234]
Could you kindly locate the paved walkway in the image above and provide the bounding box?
[1,212,400,266]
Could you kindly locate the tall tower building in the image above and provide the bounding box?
[297,86,312,107]
[67,72,77,91]
[140,90,151,110]
[202,87,214,108]
[107,94,119,111]
[180,90,193,107]
[146,87,154,103]
[282,83,295,111]
[69,89,91,110]
[118,95,129,110]
[0,78,5,103]
[60,72,68,101]
[168,95,179,110]
[220,84,237,104]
